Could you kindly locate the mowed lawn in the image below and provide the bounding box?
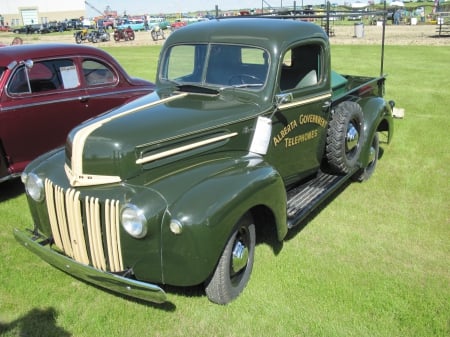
[0,41,448,337]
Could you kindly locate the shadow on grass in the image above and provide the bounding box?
[0,178,24,202]
[0,307,71,337]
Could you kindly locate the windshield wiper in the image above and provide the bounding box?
[175,84,219,95]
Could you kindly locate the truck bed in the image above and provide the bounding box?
[331,71,385,102]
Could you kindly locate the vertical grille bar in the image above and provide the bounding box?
[105,199,123,272]
[65,189,90,265]
[55,185,73,258]
[45,179,64,251]
[43,179,122,272]
[86,196,107,271]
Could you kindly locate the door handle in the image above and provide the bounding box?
[79,96,89,103]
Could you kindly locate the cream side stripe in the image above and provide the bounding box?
[136,132,238,165]
[278,93,331,110]
[70,93,189,178]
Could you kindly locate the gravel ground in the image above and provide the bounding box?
[2,23,449,47]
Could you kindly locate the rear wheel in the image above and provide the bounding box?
[325,101,364,174]
[205,213,255,304]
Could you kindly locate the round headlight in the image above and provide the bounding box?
[121,204,147,238]
[24,173,45,202]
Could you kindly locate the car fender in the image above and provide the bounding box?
[359,97,394,167]
[160,154,287,286]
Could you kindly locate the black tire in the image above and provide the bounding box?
[325,101,364,174]
[75,35,82,44]
[353,132,379,182]
[205,213,256,304]
[151,31,157,41]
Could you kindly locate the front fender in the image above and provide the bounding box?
[359,97,394,167]
[161,154,286,286]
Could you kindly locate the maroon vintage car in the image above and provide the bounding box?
[0,43,155,183]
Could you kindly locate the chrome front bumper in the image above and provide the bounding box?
[14,228,167,304]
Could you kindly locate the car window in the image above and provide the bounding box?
[8,59,79,95]
[162,43,268,89]
[82,60,115,86]
[280,44,322,91]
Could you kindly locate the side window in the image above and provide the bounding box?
[83,60,115,86]
[8,59,79,95]
[280,44,321,91]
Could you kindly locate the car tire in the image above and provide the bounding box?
[205,212,255,305]
[325,101,364,174]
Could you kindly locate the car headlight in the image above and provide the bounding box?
[23,173,45,202]
[121,204,147,238]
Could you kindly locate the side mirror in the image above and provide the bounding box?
[275,92,293,105]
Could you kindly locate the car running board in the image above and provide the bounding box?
[286,170,355,229]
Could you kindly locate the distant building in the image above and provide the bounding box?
[1,0,85,27]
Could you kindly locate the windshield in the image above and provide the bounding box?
[161,44,269,89]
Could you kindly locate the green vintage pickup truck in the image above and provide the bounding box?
[15,17,394,305]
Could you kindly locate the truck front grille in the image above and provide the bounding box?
[44,179,123,272]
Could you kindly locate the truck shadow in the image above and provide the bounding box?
[0,178,25,202]
[0,307,71,337]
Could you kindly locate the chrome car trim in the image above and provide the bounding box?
[278,92,331,110]
[14,228,167,304]
[136,132,238,165]
[45,179,123,272]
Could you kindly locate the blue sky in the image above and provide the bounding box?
[86,0,330,16]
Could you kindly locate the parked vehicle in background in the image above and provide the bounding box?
[12,24,42,34]
[89,28,110,42]
[117,19,145,31]
[74,29,90,43]
[150,25,165,41]
[0,43,155,183]
[113,27,135,41]
[97,18,115,30]
[0,25,10,32]
[16,17,394,305]
[65,19,83,30]
[170,19,187,30]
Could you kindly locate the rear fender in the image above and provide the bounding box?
[359,97,394,167]
[161,154,287,286]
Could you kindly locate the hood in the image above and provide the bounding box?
[65,90,262,187]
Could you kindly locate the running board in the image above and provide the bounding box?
[286,170,354,229]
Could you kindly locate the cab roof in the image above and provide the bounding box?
[165,18,328,50]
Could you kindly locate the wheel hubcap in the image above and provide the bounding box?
[231,240,248,275]
[368,144,376,165]
[346,122,360,154]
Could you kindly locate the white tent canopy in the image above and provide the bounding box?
[390,1,405,7]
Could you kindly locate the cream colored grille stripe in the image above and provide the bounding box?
[136,132,238,165]
[70,93,188,184]
[55,185,73,258]
[44,180,122,272]
[278,93,331,110]
[105,199,123,271]
[45,179,63,251]
[86,196,107,271]
[66,189,89,265]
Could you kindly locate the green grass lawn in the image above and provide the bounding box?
[0,43,448,337]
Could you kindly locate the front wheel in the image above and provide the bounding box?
[205,213,255,304]
[151,30,157,41]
